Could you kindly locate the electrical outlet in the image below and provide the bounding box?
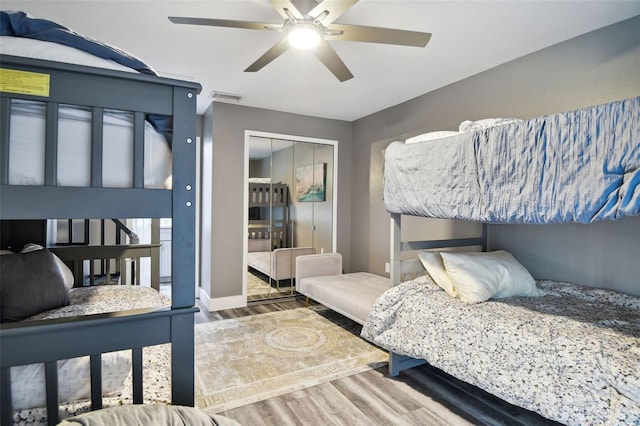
[385,262,390,273]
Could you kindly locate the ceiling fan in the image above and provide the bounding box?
[169,0,431,82]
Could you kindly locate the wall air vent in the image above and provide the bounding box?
[210,91,242,102]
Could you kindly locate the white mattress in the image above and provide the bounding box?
[1,37,172,189]
[0,36,137,73]
[9,100,172,188]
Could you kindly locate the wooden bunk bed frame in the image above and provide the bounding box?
[50,243,161,288]
[0,54,201,425]
[248,182,289,248]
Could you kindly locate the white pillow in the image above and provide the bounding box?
[21,243,75,289]
[417,251,457,297]
[458,118,523,133]
[405,130,461,144]
[440,250,543,304]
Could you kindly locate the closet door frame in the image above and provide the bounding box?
[243,130,338,304]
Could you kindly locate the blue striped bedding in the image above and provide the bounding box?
[383,96,640,224]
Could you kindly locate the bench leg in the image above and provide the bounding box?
[304,297,309,307]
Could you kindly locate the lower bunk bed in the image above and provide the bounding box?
[0,256,206,422]
[362,262,640,425]
[5,279,171,423]
[1,262,237,426]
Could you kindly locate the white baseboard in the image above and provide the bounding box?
[198,287,246,311]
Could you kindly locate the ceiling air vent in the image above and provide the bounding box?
[210,91,242,102]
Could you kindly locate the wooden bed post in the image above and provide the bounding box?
[169,85,198,406]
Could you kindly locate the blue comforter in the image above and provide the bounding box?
[383,96,640,224]
[0,11,155,75]
[0,11,172,137]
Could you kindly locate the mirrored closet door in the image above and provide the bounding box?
[246,133,336,303]
[291,141,334,255]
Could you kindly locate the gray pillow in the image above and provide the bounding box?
[0,248,70,322]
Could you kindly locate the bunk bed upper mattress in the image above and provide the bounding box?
[383,96,640,224]
[0,34,173,190]
[8,99,172,189]
[361,276,640,425]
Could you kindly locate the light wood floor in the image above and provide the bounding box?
[197,299,560,426]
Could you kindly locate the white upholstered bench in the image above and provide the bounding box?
[296,253,391,325]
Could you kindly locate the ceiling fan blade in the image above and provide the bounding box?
[169,16,276,31]
[308,0,358,26]
[268,0,304,21]
[326,24,431,47]
[244,38,290,73]
[314,40,353,82]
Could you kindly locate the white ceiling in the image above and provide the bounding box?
[3,1,639,121]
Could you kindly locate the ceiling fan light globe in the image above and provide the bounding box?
[288,25,321,49]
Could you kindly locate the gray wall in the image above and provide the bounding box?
[201,103,351,301]
[351,16,640,295]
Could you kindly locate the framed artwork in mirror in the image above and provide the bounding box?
[296,163,326,202]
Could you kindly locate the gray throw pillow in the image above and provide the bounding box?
[0,248,70,322]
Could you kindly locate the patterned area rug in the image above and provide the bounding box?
[247,269,293,299]
[246,269,273,296]
[194,306,388,414]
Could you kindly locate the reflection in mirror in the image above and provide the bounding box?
[292,142,334,255]
[247,137,293,301]
[246,135,335,303]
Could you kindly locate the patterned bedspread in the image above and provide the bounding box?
[13,286,172,425]
[361,277,640,425]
